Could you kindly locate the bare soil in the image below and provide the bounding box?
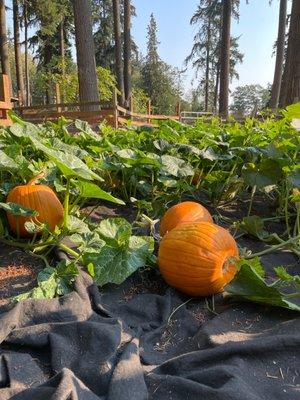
[0,245,44,311]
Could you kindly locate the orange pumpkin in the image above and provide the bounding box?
[158,221,239,296]
[6,175,64,237]
[160,201,213,236]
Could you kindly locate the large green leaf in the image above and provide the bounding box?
[243,159,283,189]
[75,119,100,141]
[31,139,102,181]
[225,259,300,312]
[14,261,79,302]
[238,216,269,240]
[0,150,18,170]
[160,155,194,177]
[74,180,125,205]
[97,217,132,246]
[116,149,161,167]
[81,218,154,286]
[0,202,38,217]
[82,235,154,286]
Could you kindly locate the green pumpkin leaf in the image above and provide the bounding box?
[75,119,100,141]
[0,150,18,170]
[73,180,125,205]
[238,216,269,239]
[97,217,132,247]
[225,259,300,312]
[82,235,154,286]
[13,260,79,302]
[243,159,283,189]
[0,202,38,217]
[160,155,194,177]
[31,139,102,181]
[79,218,154,286]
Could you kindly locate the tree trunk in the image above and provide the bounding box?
[13,0,25,104]
[59,17,65,103]
[219,0,231,119]
[0,0,11,82]
[280,0,300,107]
[123,0,132,108]
[73,0,99,109]
[269,0,287,109]
[43,43,52,104]
[204,20,211,112]
[214,61,220,112]
[24,0,30,106]
[112,0,125,106]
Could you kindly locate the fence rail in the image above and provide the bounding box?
[13,94,183,128]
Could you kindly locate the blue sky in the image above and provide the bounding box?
[132,0,283,93]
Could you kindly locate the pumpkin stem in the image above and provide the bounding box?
[27,172,46,186]
[222,256,238,274]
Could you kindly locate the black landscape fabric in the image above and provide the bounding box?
[0,254,299,399]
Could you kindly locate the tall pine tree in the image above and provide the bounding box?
[141,14,178,114]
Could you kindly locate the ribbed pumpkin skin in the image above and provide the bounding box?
[158,222,239,296]
[7,183,64,237]
[160,201,213,236]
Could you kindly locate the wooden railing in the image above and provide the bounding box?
[180,111,214,124]
[0,74,12,126]
[13,95,181,128]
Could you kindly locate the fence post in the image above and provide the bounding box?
[113,87,119,129]
[147,100,151,123]
[176,101,181,122]
[55,83,61,113]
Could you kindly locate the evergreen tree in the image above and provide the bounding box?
[186,0,243,112]
[26,0,73,103]
[93,0,115,69]
[231,84,271,115]
[140,14,178,114]
[93,0,137,71]
[279,0,300,107]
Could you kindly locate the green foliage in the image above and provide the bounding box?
[231,84,271,115]
[14,260,79,301]
[132,88,150,113]
[186,0,243,110]
[33,63,116,104]
[93,0,137,69]
[134,13,180,115]
[226,259,300,312]
[79,218,154,286]
[0,112,299,307]
[97,67,117,102]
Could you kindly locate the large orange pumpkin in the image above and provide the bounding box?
[158,221,239,296]
[6,175,64,237]
[160,201,213,236]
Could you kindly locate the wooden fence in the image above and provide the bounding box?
[13,90,184,128]
[0,74,12,126]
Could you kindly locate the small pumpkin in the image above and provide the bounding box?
[160,201,213,236]
[158,221,239,296]
[6,175,64,237]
